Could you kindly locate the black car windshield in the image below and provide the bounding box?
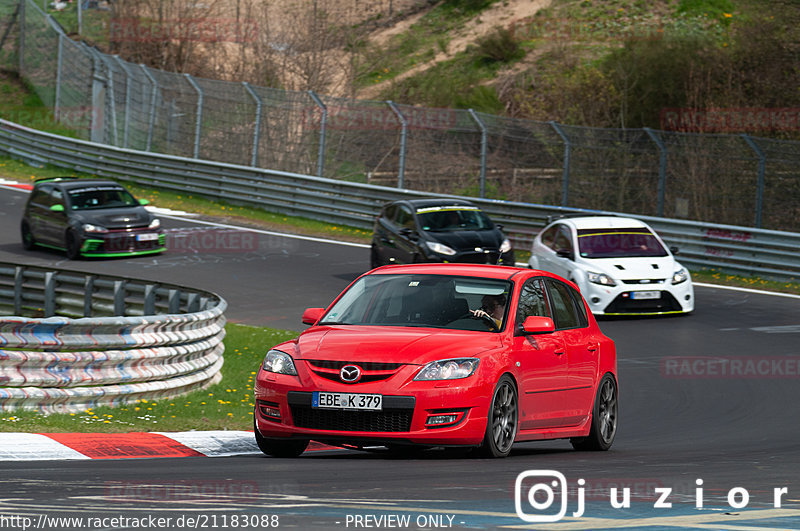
[320,274,511,332]
[68,186,139,210]
[416,207,494,232]
[577,228,668,258]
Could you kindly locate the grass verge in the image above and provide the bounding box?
[0,323,297,432]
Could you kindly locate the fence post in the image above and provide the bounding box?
[644,127,667,217]
[82,43,106,143]
[18,0,24,74]
[140,65,158,152]
[114,56,132,149]
[550,121,571,207]
[468,109,488,198]
[243,82,262,167]
[387,101,407,189]
[53,32,65,122]
[184,73,203,159]
[113,280,126,316]
[741,134,766,228]
[308,90,327,178]
[14,266,24,316]
[44,272,56,317]
[94,50,119,147]
[83,275,94,317]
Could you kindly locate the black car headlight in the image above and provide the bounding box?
[261,349,297,375]
[148,218,161,229]
[82,223,107,233]
[414,358,479,381]
[587,271,617,287]
[499,238,512,254]
[425,241,457,256]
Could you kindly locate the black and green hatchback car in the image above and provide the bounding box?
[21,178,165,259]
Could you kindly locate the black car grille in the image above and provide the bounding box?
[604,291,683,314]
[94,233,165,252]
[455,252,500,264]
[304,360,404,385]
[287,392,415,432]
[620,279,666,285]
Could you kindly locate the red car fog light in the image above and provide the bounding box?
[425,410,466,428]
[258,401,281,421]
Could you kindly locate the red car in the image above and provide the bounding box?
[254,263,617,458]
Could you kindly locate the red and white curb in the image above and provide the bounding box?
[0,431,260,460]
[0,431,339,460]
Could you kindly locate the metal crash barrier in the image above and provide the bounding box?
[0,263,226,413]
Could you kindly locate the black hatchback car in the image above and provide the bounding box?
[370,199,515,268]
[21,177,165,259]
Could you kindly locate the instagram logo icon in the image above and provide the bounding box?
[515,470,569,523]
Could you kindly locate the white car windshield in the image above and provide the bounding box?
[577,228,668,258]
[320,274,510,331]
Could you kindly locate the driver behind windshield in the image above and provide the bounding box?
[471,294,506,329]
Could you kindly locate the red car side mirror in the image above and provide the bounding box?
[301,307,325,325]
[522,315,555,334]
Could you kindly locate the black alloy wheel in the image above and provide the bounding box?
[571,373,617,451]
[479,375,518,458]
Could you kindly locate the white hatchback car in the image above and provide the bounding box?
[528,216,694,316]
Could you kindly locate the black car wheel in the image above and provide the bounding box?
[65,230,82,260]
[478,375,518,458]
[21,222,35,250]
[571,373,617,451]
[254,419,309,458]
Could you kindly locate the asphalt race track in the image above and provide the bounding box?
[1,184,799,530]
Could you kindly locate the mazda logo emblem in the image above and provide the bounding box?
[340,365,362,383]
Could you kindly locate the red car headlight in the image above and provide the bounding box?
[261,349,297,376]
[414,358,479,381]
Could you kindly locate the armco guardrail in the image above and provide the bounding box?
[0,262,226,413]
[1,118,799,282]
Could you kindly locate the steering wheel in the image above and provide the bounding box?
[456,311,500,331]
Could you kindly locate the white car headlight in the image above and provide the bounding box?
[262,349,297,375]
[672,267,689,285]
[82,223,107,233]
[425,241,457,256]
[148,218,161,229]
[499,238,512,254]
[587,271,617,287]
[414,358,479,381]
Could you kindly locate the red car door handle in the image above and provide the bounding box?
[555,349,565,356]
[587,342,599,352]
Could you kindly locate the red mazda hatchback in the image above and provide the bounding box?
[254,263,617,458]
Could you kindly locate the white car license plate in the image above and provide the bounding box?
[312,392,382,411]
[631,290,661,300]
[136,233,159,242]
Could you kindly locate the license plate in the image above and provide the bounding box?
[136,233,159,242]
[631,291,660,300]
[312,392,382,411]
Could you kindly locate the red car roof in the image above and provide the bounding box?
[369,263,540,281]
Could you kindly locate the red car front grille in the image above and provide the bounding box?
[304,359,404,385]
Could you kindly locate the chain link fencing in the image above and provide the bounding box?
[8,0,800,232]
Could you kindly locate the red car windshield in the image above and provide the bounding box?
[577,228,668,258]
[320,274,511,331]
